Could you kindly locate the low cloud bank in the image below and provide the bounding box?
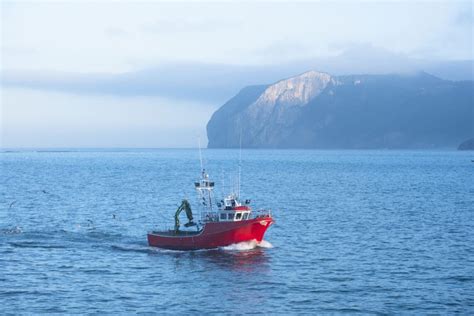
[3,46,472,104]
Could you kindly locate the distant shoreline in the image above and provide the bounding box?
[0,147,468,153]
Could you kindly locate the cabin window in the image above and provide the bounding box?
[242,213,249,220]
[235,212,242,220]
[220,213,226,220]
[228,213,235,220]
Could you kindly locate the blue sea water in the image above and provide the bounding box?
[1,149,473,314]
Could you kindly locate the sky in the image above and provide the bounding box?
[1,0,473,148]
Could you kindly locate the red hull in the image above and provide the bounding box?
[147,216,274,250]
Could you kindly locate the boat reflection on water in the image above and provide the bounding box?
[200,247,270,272]
[157,245,271,273]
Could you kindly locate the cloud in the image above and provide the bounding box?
[2,1,472,73]
[141,18,238,34]
[0,46,38,56]
[454,4,474,26]
[252,39,328,62]
[2,45,473,105]
[1,63,300,103]
[2,87,214,148]
[104,27,129,39]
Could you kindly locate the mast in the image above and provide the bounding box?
[195,136,214,212]
[238,131,242,198]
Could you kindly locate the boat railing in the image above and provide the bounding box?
[200,209,271,223]
[149,225,173,234]
[201,212,219,222]
[253,209,272,218]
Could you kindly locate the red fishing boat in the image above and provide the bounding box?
[147,169,274,250]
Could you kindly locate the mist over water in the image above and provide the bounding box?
[1,149,473,314]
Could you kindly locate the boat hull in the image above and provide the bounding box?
[147,216,273,250]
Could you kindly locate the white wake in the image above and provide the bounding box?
[221,239,273,251]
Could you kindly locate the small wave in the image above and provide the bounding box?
[8,241,66,249]
[442,275,473,282]
[221,240,273,251]
[86,230,123,240]
[111,244,153,254]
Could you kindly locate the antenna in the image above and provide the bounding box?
[198,136,204,173]
[221,168,225,199]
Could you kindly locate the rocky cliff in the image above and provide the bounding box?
[207,71,473,149]
[458,138,474,150]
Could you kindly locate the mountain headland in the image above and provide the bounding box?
[207,71,473,149]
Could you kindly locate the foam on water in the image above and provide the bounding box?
[221,239,273,251]
[257,239,273,248]
[0,226,23,235]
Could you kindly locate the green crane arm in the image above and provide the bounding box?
[174,199,195,233]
